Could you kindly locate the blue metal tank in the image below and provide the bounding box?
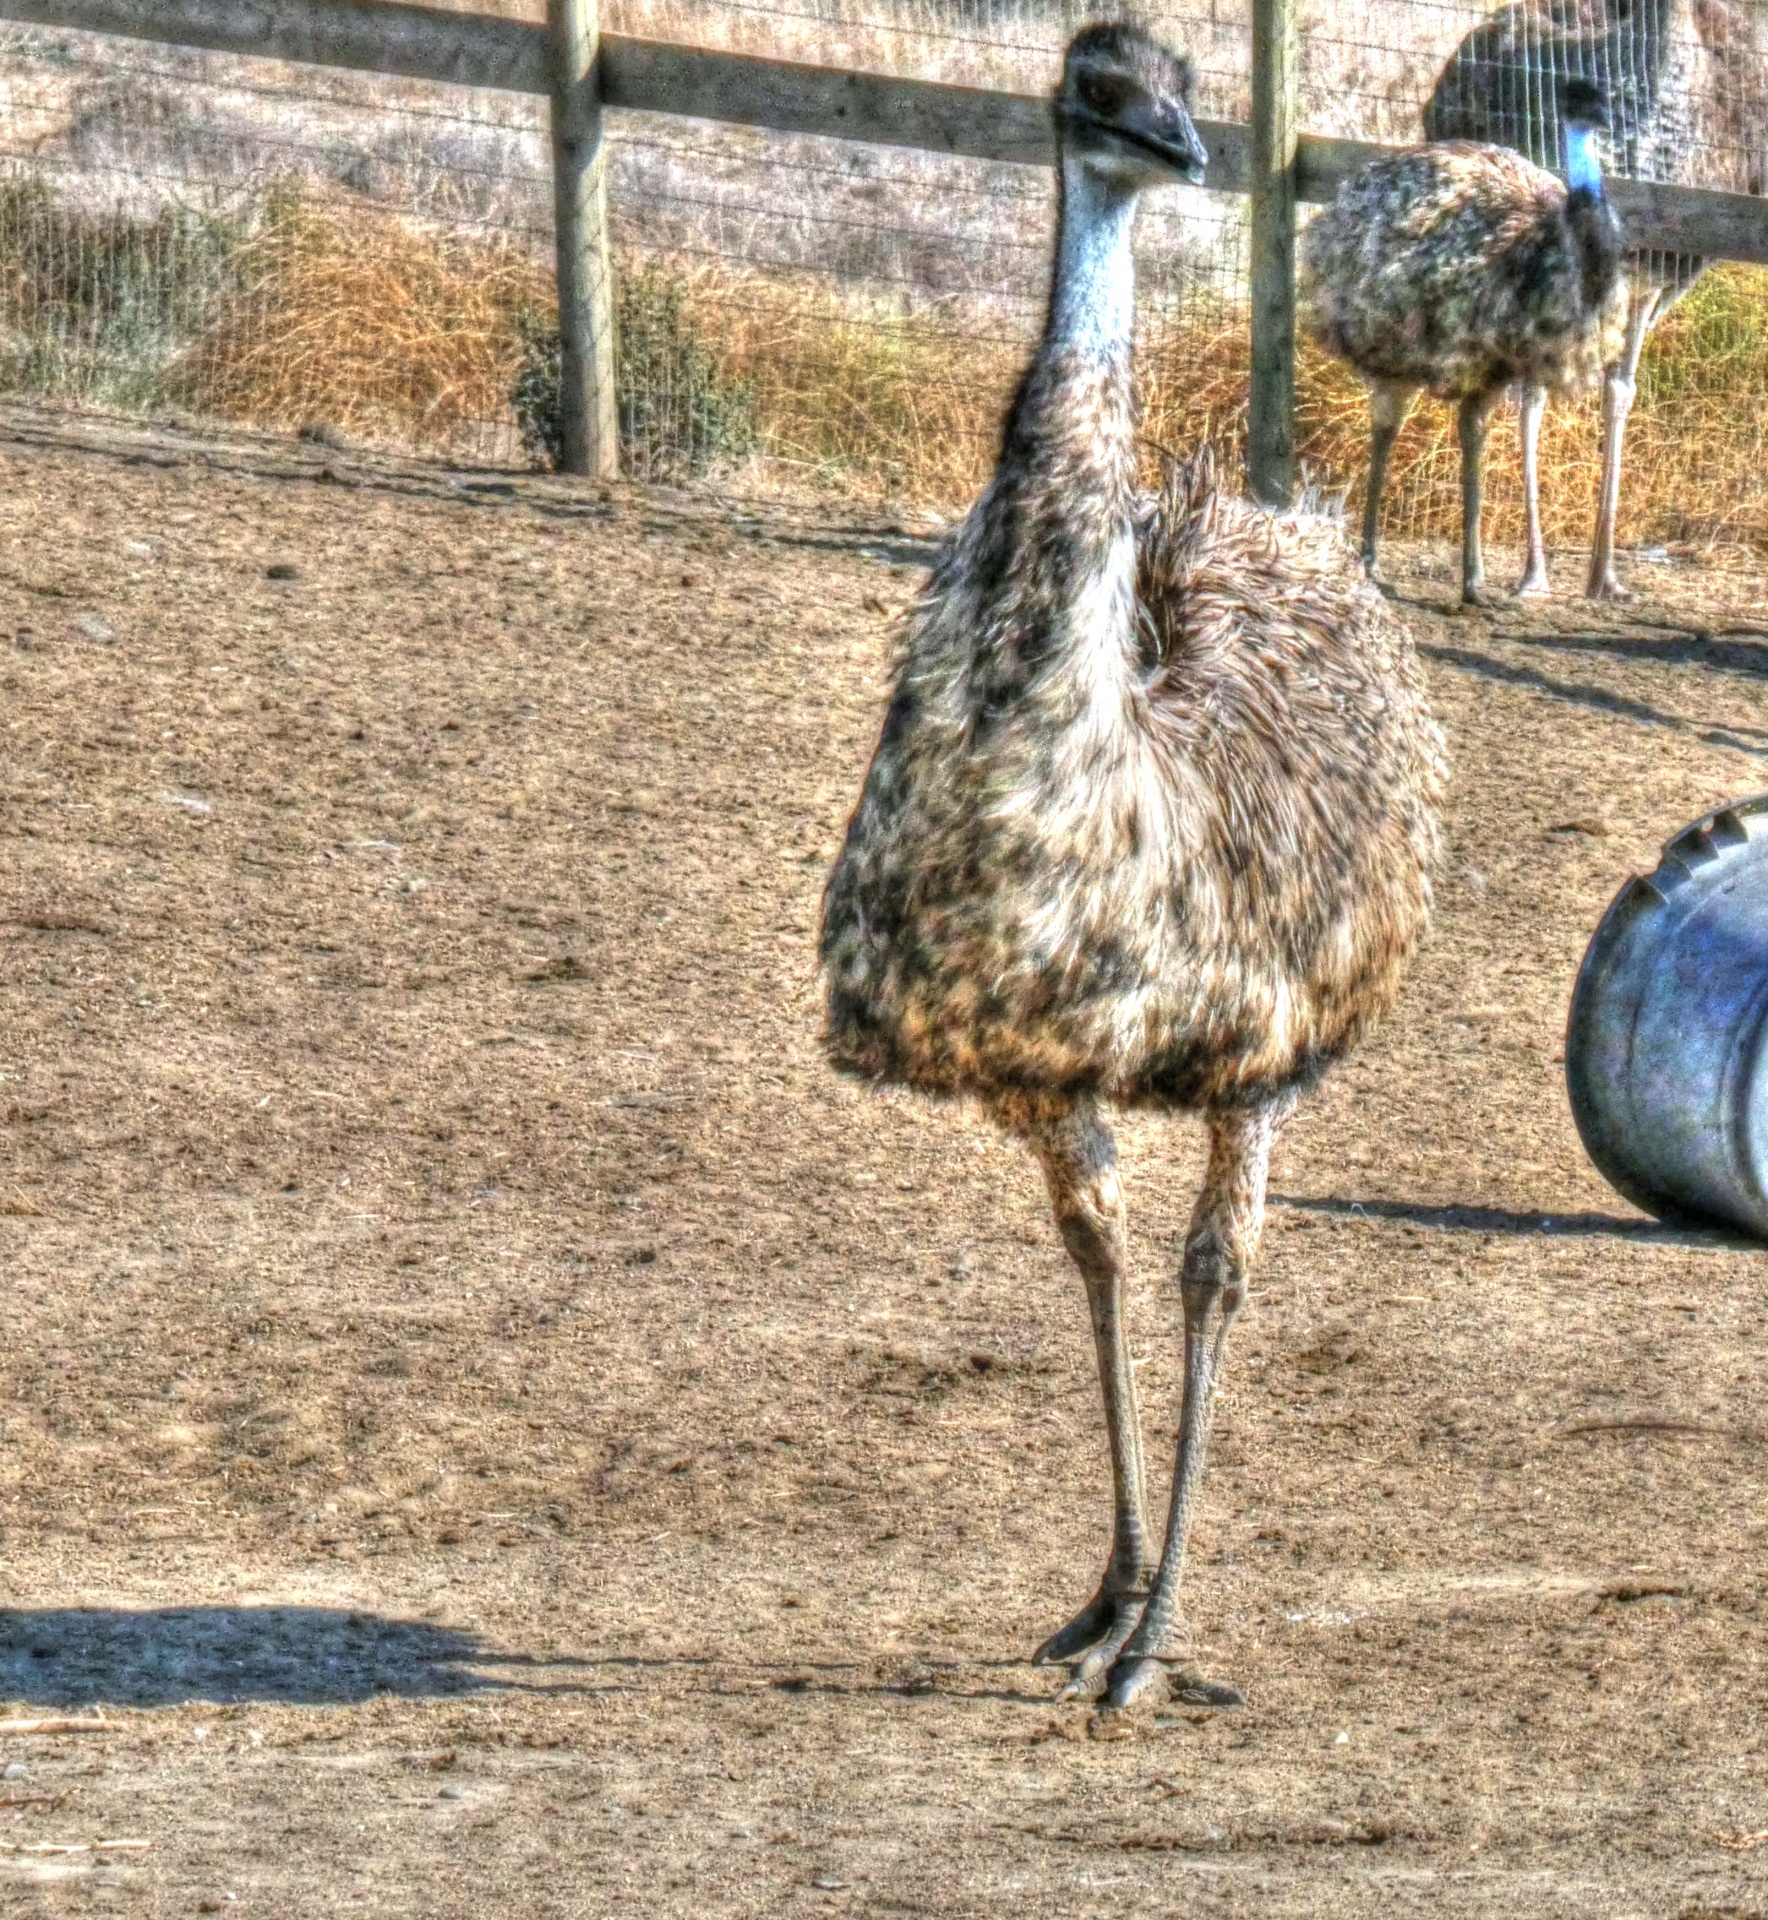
[1566,795,1768,1238]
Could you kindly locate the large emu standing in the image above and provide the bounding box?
[1425,0,1768,598]
[1302,79,1627,606]
[820,23,1444,1714]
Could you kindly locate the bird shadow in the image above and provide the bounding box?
[0,1606,559,1708]
[0,1613,1073,1714]
[1512,626,1768,681]
[1415,640,1768,757]
[1275,1192,1759,1248]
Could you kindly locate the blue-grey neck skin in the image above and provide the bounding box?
[1048,153,1140,361]
[1565,123,1603,198]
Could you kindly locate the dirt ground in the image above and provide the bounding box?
[1,407,1768,1918]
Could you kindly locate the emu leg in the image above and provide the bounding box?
[1102,1099,1287,1714]
[1586,285,1661,601]
[1027,1098,1152,1692]
[1515,381,1551,597]
[1458,390,1497,608]
[1361,380,1416,586]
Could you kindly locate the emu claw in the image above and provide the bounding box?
[1171,1672,1246,1709]
[1035,1589,1147,1698]
[1101,1653,1171,1714]
[1099,1657,1246,1716]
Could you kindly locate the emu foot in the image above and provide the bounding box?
[1513,563,1551,599]
[1585,568,1633,602]
[1034,1587,1147,1699]
[1459,582,1498,611]
[1099,1654,1246,1718]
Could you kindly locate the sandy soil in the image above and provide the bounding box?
[1,408,1767,1917]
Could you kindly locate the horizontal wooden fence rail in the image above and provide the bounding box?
[1,0,1765,266]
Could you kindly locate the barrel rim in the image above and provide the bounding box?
[1564,792,1768,1236]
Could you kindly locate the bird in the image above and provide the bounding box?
[1424,0,1768,599]
[818,22,1445,1716]
[1301,77,1627,607]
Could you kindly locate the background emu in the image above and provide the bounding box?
[1425,0,1768,598]
[820,25,1444,1714]
[1302,80,1626,606]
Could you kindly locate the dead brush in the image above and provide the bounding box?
[621,265,1768,554]
[180,184,551,443]
[704,272,1018,499]
[0,163,1750,555]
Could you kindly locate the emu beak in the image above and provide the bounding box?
[1120,100,1210,184]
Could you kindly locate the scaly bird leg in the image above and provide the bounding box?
[1361,379,1416,589]
[1026,1097,1153,1694]
[1458,389,1497,608]
[1515,381,1551,597]
[1102,1098,1288,1715]
[1586,283,1661,602]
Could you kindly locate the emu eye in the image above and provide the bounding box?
[1077,70,1133,120]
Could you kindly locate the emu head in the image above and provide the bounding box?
[1055,24,1208,190]
[1561,75,1611,134]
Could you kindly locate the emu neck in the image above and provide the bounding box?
[1564,123,1602,198]
[962,150,1143,733]
[1047,157,1139,363]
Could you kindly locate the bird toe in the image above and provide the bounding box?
[1100,1653,1171,1714]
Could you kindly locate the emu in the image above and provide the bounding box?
[819,24,1444,1714]
[1302,78,1626,606]
[1425,0,1768,600]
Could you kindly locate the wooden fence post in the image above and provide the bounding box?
[548,0,618,478]
[1248,0,1298,507]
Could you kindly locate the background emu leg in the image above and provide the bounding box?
[1457,389,1496,607]
[1103,1098,1287,1713]
[1027,1097,1152,1694]
[1515,381,1551,597]
[1586,283,1662,601]
[1360,378,1418,584]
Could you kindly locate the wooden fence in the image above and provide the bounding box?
[2,0,1766,495]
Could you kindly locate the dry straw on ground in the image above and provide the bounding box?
[606,253,1768,557]
[181,188,553,445]
[1,175,1761,551]
[190,200,1768,552]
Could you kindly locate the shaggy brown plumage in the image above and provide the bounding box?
[1302,93,1626,605]
[822,450,1441,1113]
[819,24,1444,1716]
[1305,144,1626,402]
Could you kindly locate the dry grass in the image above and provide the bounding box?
[704,274,1018,498]
[166,191,1768,556]
[180,188,552,446]
[691,261,1768,555]
[4,168,1750,553]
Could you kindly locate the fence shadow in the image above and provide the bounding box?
[0,1606,505,1707]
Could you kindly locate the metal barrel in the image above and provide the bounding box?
[1566,794,1768,1238]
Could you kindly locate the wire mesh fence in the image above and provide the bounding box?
[0,20,554,462]
[0,1,1761,550]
